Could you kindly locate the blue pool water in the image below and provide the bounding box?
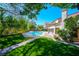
[23,31,44,37]
[27,31,43,36]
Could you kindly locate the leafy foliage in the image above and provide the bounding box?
[0,15,37,36]
[64,15,79,32]
[0,21,3,33]
[51,3,77,9]
[0,3,46,36]
[0,3,46,19]
[57,15,79,42]
[0,16,28,35]
[57,29,69,41]
[36,25,44,31]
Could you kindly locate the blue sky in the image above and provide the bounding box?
[36,5,79,25]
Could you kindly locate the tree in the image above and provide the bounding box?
[0,20,3,33]
[64,16,79,32]
[37,25,44,31]
[0,3,46,19]
[51,3,77,9]
[66,16,79,42]
[64,15,79,38]
[18,18,28,32]
[0,15,28,36]
[27,20,36,31]
[57,15,79,42]
[0,3,47,36]
[0,8,6,35]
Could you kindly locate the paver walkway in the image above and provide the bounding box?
[0,37,38,56]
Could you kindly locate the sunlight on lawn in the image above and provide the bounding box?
[5,37,79,56]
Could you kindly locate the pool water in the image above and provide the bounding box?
[27,31,43,36]
[23,31,43,37]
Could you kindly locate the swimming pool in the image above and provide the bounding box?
[22,31,44,37]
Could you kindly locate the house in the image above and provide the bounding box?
[45,10,79,36]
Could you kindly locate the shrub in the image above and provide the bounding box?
[57,29,70,42]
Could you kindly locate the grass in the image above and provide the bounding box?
[0,34,30,49]
[5,37,79,56]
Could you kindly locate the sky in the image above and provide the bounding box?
[36,4,79,25]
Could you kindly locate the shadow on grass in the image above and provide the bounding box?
[5,37,79,56]
[0,34,28,49]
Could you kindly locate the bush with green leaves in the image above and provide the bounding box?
[57,15,79,42]
[57,29,70,42]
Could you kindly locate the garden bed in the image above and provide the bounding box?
[5,37,79,56]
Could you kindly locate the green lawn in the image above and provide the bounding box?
[0,34,30,49]
[5,37,79,56]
